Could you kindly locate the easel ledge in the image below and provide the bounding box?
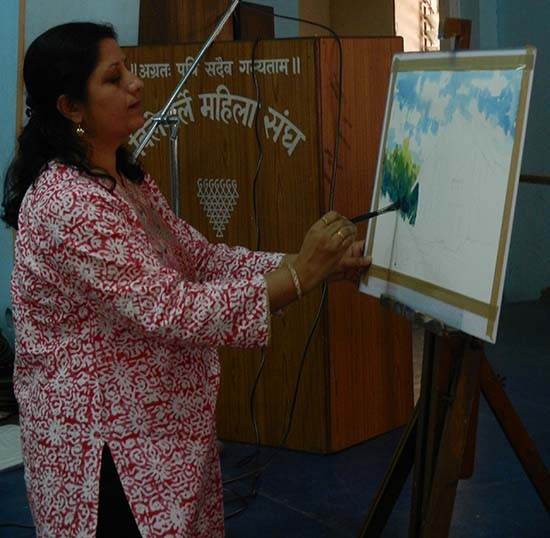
[359,295,550,537]
[378,294,458,337]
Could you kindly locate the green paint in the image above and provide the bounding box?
[381,138,420,225]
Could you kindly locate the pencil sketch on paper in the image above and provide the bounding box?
[360,49,536,343]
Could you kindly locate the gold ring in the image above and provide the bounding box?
[322,216,329,226]
[337,229,345,239]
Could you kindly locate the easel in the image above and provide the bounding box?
[359,295,550,537]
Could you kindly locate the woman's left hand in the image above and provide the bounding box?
[327,239,372,283]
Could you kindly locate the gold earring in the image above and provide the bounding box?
[76,124,85,137]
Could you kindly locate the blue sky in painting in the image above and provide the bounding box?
[386,69,523,158]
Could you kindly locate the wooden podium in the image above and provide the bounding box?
[123,37,413,452]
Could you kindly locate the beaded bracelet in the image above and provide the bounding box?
[285,263,303,300]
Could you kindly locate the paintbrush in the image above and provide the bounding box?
[350,200,401,224]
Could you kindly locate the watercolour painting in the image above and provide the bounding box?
[360,48,536,343]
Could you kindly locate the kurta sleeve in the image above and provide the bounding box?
[142,174,285,282]
[35,178,272,348]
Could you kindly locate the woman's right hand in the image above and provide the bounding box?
[265,211,360,312]
[293,211,357,293]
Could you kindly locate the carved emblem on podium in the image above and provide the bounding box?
[197,178,239,238]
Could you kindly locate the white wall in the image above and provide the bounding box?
[25,0,140,46]
[395,0,422,51]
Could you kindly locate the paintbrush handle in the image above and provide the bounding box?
[350,201,399,224]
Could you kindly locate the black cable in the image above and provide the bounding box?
[239,5,344,209]
[221,5,344,492]
[238,37,266,468]
[250,37,263,252]
[222,484,251,520]
[221,37,264,518]
[222,284,327,487]
[222,38,265,517]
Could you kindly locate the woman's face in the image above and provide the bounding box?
[80,38,144,148]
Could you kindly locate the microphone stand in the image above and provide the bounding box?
[132,0,240,216]
[167,111,181,217]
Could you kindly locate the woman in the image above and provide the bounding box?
[2,22,370,537]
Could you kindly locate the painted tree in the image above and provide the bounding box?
[381,137,419,225]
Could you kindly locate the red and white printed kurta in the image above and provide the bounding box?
[11,162,283,537]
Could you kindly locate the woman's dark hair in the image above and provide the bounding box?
[1,22,144,230]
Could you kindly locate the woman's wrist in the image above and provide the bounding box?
[263,253,310,312]
[281,253,298,268]
[284,262,303,300]
[282,254,314,296]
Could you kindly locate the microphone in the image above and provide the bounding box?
[350,201,400,224]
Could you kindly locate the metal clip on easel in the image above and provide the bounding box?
[131,0,241,217]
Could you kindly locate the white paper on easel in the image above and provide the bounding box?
[360,48,536,343]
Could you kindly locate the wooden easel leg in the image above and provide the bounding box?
[480,354,550,511]
[358,405,418,537]
[409,330,449,536]
[459,376,480,479]
[360,327,445,538]
[418,337,483,537]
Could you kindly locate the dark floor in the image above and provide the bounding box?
[1,301,549,537]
